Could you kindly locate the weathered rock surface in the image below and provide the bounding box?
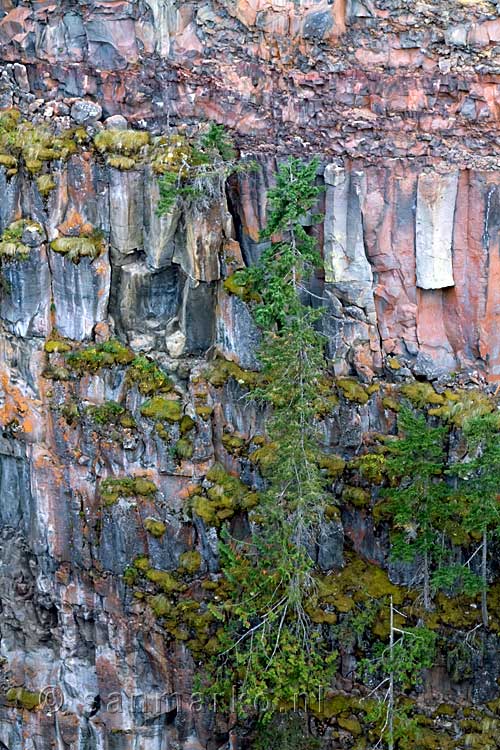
[2,1,500,748]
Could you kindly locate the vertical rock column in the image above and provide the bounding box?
[323,164,381,378]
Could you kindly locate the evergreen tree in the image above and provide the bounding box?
[384,408,452,610]
[453,413,500,627]
[211,158,337,717]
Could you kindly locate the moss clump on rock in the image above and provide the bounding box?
[66,339,134,374]
[44,339,72,354]
[86,401,136,428]
[342,485,370,508]
[206,358,258,388]
[94,129,149,170]
[50,232,104,263]
[175,438,194,459]
[179,550,202,574]
[36,174,56,197]
[145,568,184,593]
[100,476,157,506]
[336,378,370,404]
[191,462,258,526]
[428,388,494,427]
[143,517,167,538]
[317,453,346,479]
[126,356,173,395]
[140,396,182,422]
[349,453,386,484]
[400,381,444,408]
[5,688,41,711]
[0,219,42,261]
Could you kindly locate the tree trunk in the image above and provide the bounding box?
[388,596,394,750]
[423,549,431,611]
[482,528,488,628]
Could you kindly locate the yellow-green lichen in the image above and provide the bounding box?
[400,381,444,409]
[179,550,202,574]
[191,463,258,526]
[144,517,166,538]
[50,232,103,263]
[100,476,157,506]
[66,339,134,374]
[336,378,370,404]
[36,174,56,197]
[5,688,41,711]
[140,396,182,422]
[126,356,173,395]
[206,358,258,388]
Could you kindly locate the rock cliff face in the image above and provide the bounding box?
[1,1,500,749]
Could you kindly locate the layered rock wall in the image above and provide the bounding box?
[1,1,500,748]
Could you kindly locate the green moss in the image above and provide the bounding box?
[206,358,258,388]
[349,453,386,484]
[5,688,40,710]
[50,233,103,263]
[0,112,80,173]
[223,272,259,302]
[0,154,17,168]
[107,156,136,170]
[144,517,167,538]
[338,716,362,736]
[66,339,134,374]
[44,339,71,354]
[195,405,213,420]
[149,593,172,617]
[342,485,370,508]
[123,566,138,585]
[179,550,202,574]
[382,396,400,412]
[145,568,183,593]
[94,129,150,157]
[318,453,346,479]
[0,219,42,262]
[126,356,173,395]
[400,382,444,408]
[336,378,370,404]
[249,442,278,473]
[316,556,404,612]
[36,174,56,197]
[191,463,258,526]
[133,555,150,571]
[180,415,195,434]
[222,432,245,454]
[428,388,494,427]
[175,438,193,459]
[100,476,157,506]
[140,396,182,422]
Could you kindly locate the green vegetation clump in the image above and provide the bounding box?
[400,381,444,408]
[179,550,202,574]
[66,339,134,374]
[143,517,166,538]
[206,358,258,388]
[126,356,173,395]
[50,231,103,263]
[86,401,135,428]
[5,688,41,711]
[94,129,149,170]
[191,462,258,526]
[100,476,157,506]
[174,438,194,459]
[349,453,387,484]
[0,109,82,175]
[0,219,42,261]
[36,174,56,197]
[140,396,182,422]
[336,378,370,404]
[428,388,494,426]
[44,339,72,354]
[317,453,346,479]
[342,485,370,508]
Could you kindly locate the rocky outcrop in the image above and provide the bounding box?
[2,1,500,748]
